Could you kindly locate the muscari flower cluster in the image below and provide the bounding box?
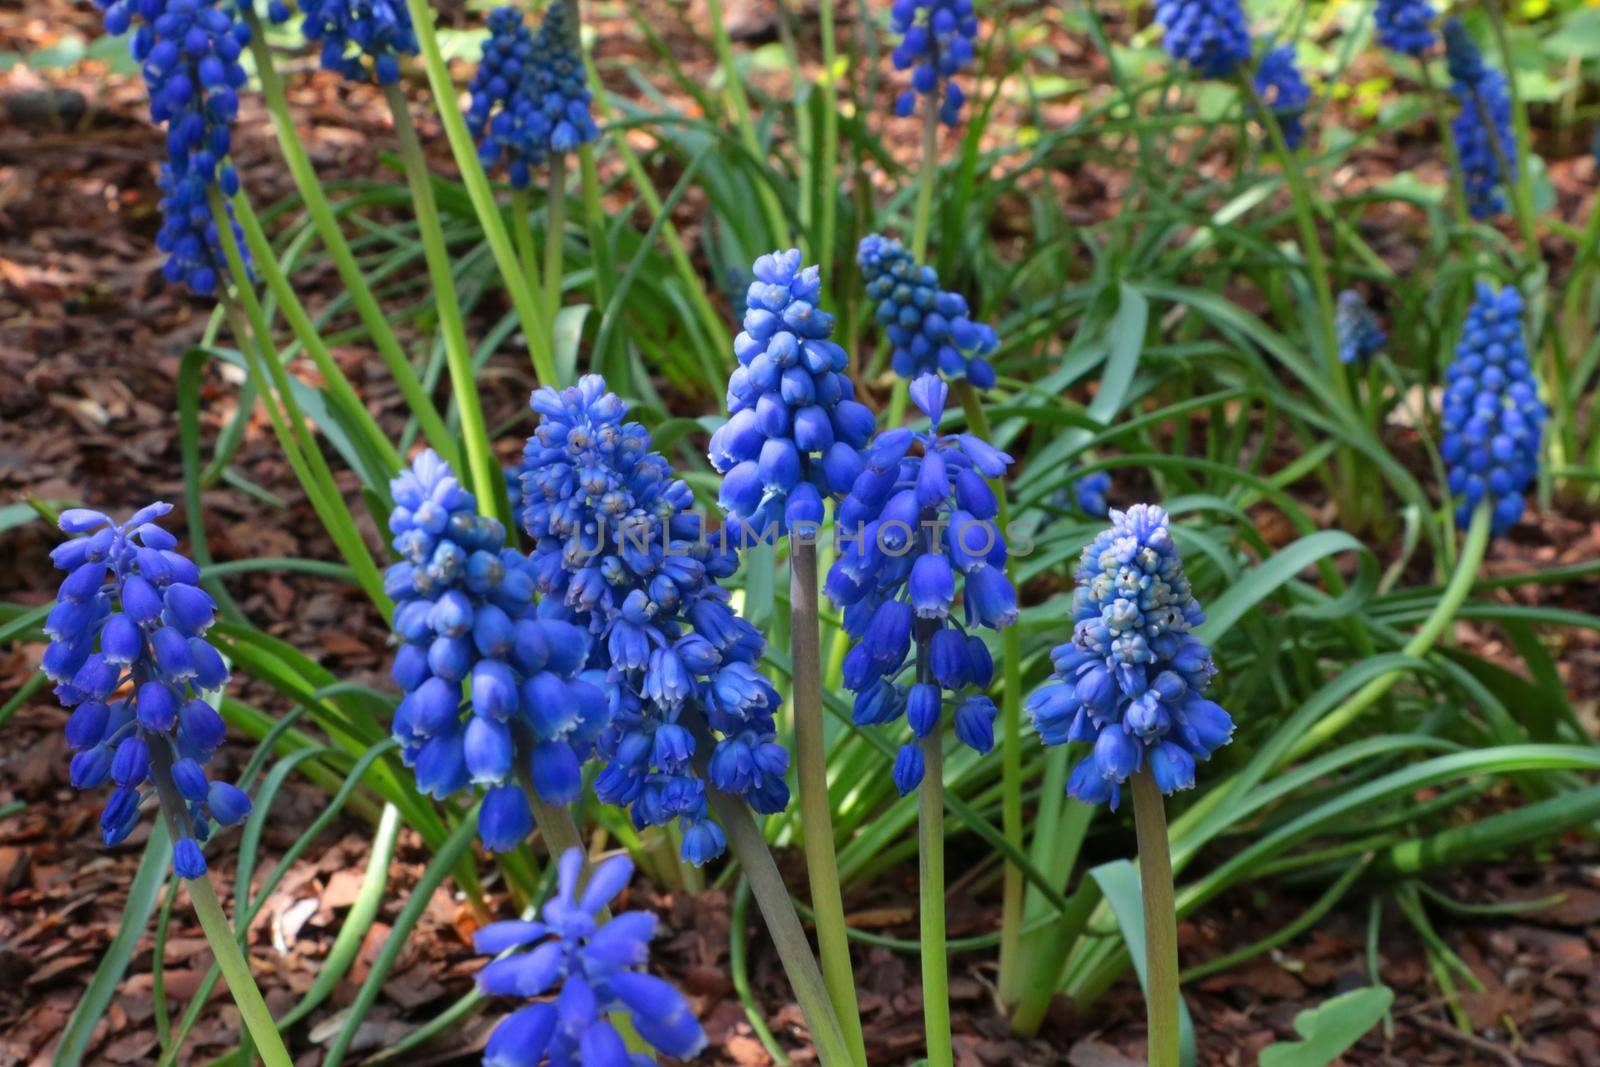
[476,848,705,1066]
[386,451,609,852]
[1153,0,1252,79]
[301,0,417,84]
[1440,283,1546,536]
[1336,290,1386,366]
[467,2,598,188]
[520,376,790,864]
[857,234,999,389]
[1025,504,1233,809]
[1445,19,1517,220]
[1375,0,1435,56]
[1253,45,1310,150]
[826,376,1017,796]
[45,504,250,878]
[888,0,979,126]
[708,249,877,537]
[1073,471,1111,519]
[97,0,252,295]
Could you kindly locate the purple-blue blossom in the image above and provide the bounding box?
[45,503,250,878]
[1445,19,1516,220]
[1253,45,1310,150]
[300,0,417,84]
[709,249,876,536]
[385,450,609,852]
[1153,0,1252,79]
[1025,504,1233,809]
[1375,0,1435,56]
[826,375,1016,794]
[857,234,998,389]
[1336,290,1386,366]
[475,848,706,1066]
[889,0,980,126]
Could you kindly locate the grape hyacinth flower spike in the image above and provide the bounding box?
[1153,0,1252,79]
[827,374,1017,795]
[1252,45,1311,150]
[386,450,610,852]
[1025,504,1234,809]
[857,234,999,389]
[476,848,706,1066]
[45,503,249,876]
[708,248,877,537]
[1375,0,1435,56]
[94,0,252,294]
[300,0,418,83]
[520,376,790,864]
[1445,19,1516,220]
[1072,470,1112,519]
[1440,283,1545,536]
[889,0,980,125]
[1336,290,1387,366]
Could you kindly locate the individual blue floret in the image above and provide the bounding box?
[1153,0,1252,79]
[45,503,251,878]
[1026,504,1234,809]
[857,234,998,389]
[300,0,417,84]
[1375,0,1435,56]
[708,249,877,537]
[1439,283,1545,536]
[889,0,980,126]
[826,376,1017,794]
[1336,290,1387,366]
[520,376,790,864]
[1253,45,1311,150]
[1445,19,1516,220]
[475,848,707,1065]
[385,450,609,852]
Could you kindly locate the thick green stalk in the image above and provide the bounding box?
[910,103,940,263]
[1131,769,1180,1067]
[239,12,456,462]
[510,188,546,308]
[546,153,569,319]
[577,144,614,308]
[917,727,952,1067]
[398,0,558,383]
[789,540,868,1067]
[148,748,294,1067]
[230,195,402,474]
[1288,501,1492,761]
[383,84,503,523]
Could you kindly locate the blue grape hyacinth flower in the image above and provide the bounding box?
[45,503,251,878]
[1445,19,1516,220]
[889,0,980,126]
[386,450,610,852]
[467,2,598,188]
[1440,283,1545,536]
[301,0,417,84]
[1154,0,1252,79]
[708,249,877,537]
[1025,504,1234,809]
[1375,0,1435,56]
[476,848,707,1066]
[520,376,791,864]
[1253,45,1310,150]
[94,0,252,295]
[1073,470,1112,519]
[857,234,999,389]
[826,376,1017,795]
[1335,290,1386,366]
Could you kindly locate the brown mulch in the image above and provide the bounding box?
[4,0,1600,1064]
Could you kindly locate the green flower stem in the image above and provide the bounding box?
[685,711,853,1067]
[148,746,294,1067]
[917,727,953,1067]
[578,143,614,308]
[952,381,1025,1006]
[546,153,569,319]
[910,101,939,262]
[789,539,868,1067]
[208,190,392,618]
[398,0,558,384]
[704,0,787,245]
[239,11,456,464]
[511,188,546,308]
[1288,500,1492,762]
[383,83,504,523]
[1130,768,1180,1067]
[229,194,402,474]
